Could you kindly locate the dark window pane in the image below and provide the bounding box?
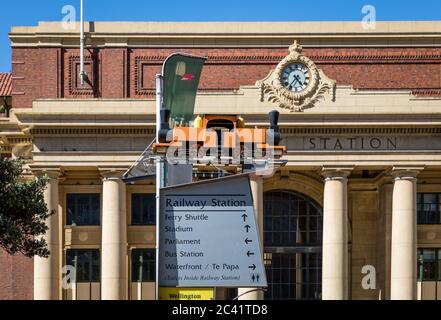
[423,262,437,280]
[131,249,155,282]
[423,194,437,204]
[418,249,439,281]
[280,217,289,231]
[272,232,281,246]
[281,284,290,298]
[131,194,156,225]
[66,249,100,282]
[309,231,318,244]
[67,194,100,226]
[264,231,271,244]
[417,193,441,224]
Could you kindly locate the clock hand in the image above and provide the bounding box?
[294,74,303,85]
[288,77,300,90]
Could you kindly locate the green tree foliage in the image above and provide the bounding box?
[0,157,53,257]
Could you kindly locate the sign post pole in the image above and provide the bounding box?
[155,73,163,300]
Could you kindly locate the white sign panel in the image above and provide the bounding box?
[159,174,267,288]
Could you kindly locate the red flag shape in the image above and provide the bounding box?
[181,73,195,81]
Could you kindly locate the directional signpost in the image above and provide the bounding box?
[122,52,276,299]
[159,174,267,288]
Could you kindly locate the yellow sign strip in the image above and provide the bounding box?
[159,287,214,300]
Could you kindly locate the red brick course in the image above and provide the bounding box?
[11,47,441,108]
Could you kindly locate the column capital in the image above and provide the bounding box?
[31,167,64,179]
[99,168,125,181]
[390,166,424,181]
[321,166,354,181]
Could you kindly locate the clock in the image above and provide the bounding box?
[258,41,336,112]
[280,63,310,93]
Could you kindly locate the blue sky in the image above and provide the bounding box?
[1,0,441,71]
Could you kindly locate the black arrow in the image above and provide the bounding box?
[241,213,248,222]
[248,264,256,270]
[256,274,260,282]
[244,225,251,232]
[247,251,255,257]
[245,238,252,244]
[251,274,256,282]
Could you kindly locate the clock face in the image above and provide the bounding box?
[280,63,310,93]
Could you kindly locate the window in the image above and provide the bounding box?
[67,193,100,226]
[131,194,156,225]
[66,249,100,282]
[417,193,441,224]
[263,190,323,300]
[418,249,441,281]
[131,249,155,282]
[264,252,321,300]
[264,191,322,247]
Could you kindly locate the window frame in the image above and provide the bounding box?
[66,193,101,226]
[66,249,101,283]
[131,248,156,282]
[130,193,156,226]
[417,193,441,225]
[418,248,441,282]
[263,190,323,300]
[264,190,323,247]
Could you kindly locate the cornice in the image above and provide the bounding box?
[11,21,441,36]
[9,21,441,47]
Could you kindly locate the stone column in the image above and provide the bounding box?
[377,183,393,300]
[238,175,264,300]
[101,171,127,300]
[34,170,61,300]
[322,168,351,300]
[390,168,420,300]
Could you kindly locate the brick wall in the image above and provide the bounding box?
[11,46,441,108]
[0,250,33,300]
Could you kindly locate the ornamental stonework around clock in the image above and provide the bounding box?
[257,41,336,112]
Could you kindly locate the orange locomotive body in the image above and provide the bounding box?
[154,112,286,161]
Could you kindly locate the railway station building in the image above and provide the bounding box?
[1,21,441,300]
